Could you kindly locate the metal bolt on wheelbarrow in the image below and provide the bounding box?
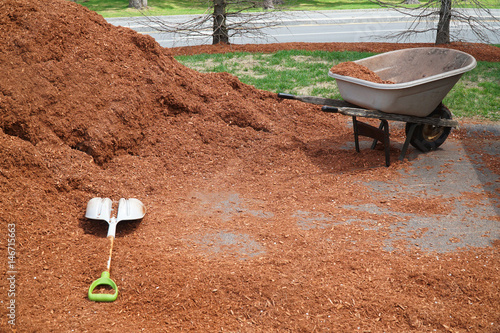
[85,197,146,302]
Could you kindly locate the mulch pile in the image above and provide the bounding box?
[0,0,498,332]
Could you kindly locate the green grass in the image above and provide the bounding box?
[175,50,371,98]
[75,0,500,17]
[176,50,500,121]
[77,0,209,17]
[445,62,500,120]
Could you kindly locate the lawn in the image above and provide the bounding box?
[176,50,500,121]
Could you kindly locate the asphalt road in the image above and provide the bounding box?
[106,9,500,48]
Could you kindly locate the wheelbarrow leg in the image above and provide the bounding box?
[382,120,390,167]
[353,116,360,153]
[370,121,386,149]
[400,123,415,161]
[400,122,430,161]
[352,117,391,167]
[371,120,391,167]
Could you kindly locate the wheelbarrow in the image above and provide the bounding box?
[279,47,477,166]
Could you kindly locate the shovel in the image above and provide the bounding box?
[85,197,146,302]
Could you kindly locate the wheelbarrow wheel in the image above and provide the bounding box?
[405,103,452,152]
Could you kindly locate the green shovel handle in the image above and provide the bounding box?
[88,271,118,302]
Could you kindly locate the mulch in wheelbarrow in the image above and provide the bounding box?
[0,0,499,332]
[330,62,396,84]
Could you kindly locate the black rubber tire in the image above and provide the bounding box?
[405,104,452,152]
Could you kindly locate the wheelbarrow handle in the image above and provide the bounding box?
[321,106,340,113]
[277,93,296,100]
[88,271,118,302]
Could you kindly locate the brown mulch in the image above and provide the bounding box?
[170,41,500,62]
[0,0,498,332]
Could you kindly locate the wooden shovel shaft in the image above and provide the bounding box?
[106,235,114,272]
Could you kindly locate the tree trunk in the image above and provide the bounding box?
[129,0,147,10]
[263,0,274,9]
[213,0,229,44]
[436,0,451,44]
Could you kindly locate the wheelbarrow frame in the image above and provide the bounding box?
[278,93,458,167]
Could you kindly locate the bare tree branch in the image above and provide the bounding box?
[370,0,499,44]
[139,0,291,45]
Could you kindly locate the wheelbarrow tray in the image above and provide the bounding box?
[328,47,477,117]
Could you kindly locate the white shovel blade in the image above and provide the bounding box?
[85,197,112,223]
[116,198,146,222]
